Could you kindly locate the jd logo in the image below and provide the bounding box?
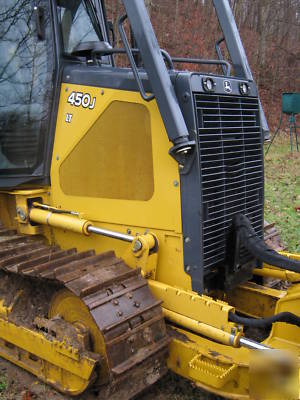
[224,80,232,93]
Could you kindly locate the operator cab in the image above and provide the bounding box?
[0,0,110,185]
[0,0,265,293]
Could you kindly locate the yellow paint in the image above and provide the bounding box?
[226,281,286,318]
[267,283,300,350]
[167,325,250,399]
[59,101,154,201]
[254,266,300,283]
[0,81,299,399]
[123,233,158,278]
[163,308,241,347]
[49,83,191,290]
[258,252,300,282]
[0,318,97,395]
[49,289,110,385]
[148,279,236,333]
[30,207,91,235]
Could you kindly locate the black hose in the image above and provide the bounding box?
[233,214,300,274]
[229,311,300,328]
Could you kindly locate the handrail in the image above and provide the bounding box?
[91,46,230,76]
[118,14,154,102]
[171,56,231,76]
[215,37,228,76]
[91,47,174,70]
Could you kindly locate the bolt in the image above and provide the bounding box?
[56,155,59,161]
[113,300,119,306]
[101,90,105,95]
[127,228,132,234]
[182,92,191,103]
[184,237,191,244]
[134,301,140,308]
[132,240,143,253]
[65,87,68,92]
[186,266,191,272]
[128,293,133,299]
[173,180,179,187]
[66,75,70,80]
[117,310,123,317]
[16,207,27,222]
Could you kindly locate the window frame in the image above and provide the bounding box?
[0,0,58,188]
[0,0,111,188]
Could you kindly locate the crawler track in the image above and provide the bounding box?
[0,227,169,399]
[264,221,285,251]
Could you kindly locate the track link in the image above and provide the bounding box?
[264,221,285,251]
[0,228,169,398]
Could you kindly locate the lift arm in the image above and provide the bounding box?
[213,0,270,139]
[122,0,194,161]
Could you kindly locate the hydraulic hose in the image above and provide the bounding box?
[233,214,300,274]
[229,311,300,328]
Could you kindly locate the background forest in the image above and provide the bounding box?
[106,0,300,131]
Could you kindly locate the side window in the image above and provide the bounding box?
[57,1,102,54]
[0,0,53,174]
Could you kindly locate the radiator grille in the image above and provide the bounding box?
[194,92,264,270]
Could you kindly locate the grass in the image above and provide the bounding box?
[264,135,300,253]
[0,376,7,393]
[0,136,297,400]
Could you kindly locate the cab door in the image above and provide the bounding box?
[0,0,55,187]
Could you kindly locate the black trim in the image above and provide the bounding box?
[42,0,63,186]
[122,0,193,158]
[229,311,300,328]
[63,64,157,91]
[175,73,264,293]
[175,74,204,293]
[0,0,113,189]
[0,0,58,189]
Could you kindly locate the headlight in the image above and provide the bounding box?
[202,77,216,93]
[239,82,250,96]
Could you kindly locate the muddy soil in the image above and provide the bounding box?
[0,357,218,400]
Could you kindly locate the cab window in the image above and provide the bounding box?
[0,0,53,175]
[57,0,103,55]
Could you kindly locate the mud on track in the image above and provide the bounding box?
[0,357,219,400]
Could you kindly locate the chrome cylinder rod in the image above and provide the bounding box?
[87,225,134,242]
[239,337,271,351]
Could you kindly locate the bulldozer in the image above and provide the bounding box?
[0,0,299,398]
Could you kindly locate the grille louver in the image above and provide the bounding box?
[194,93,264,271]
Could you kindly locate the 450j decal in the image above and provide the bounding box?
[67,91,96,109]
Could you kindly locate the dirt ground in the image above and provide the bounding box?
[0,357,218,400]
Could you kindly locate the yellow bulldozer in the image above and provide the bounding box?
[0,0,299,399]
